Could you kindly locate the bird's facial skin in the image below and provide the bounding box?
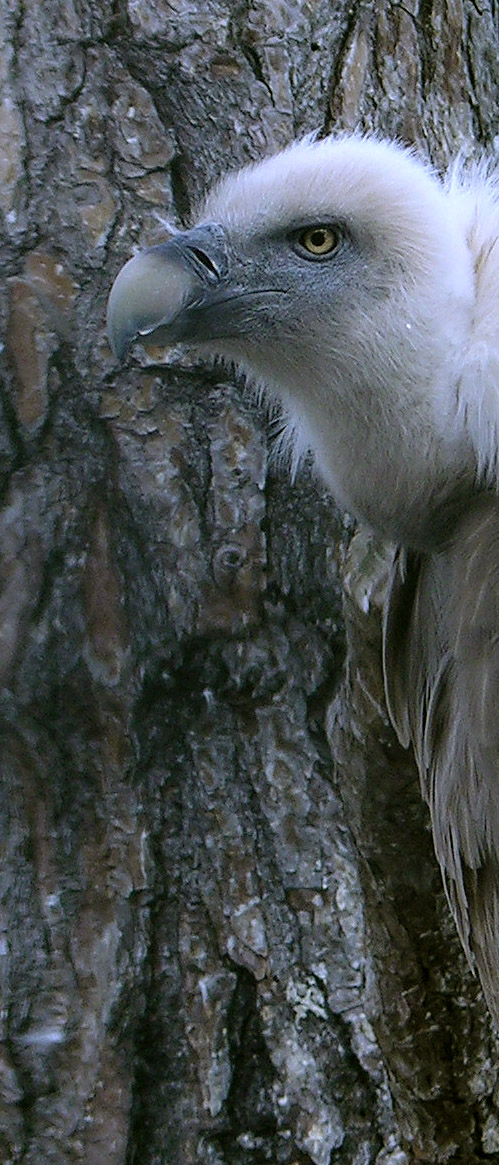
[107,134,477,547]
[107,211,388,375]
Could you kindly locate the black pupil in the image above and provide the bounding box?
[310,229,328,247]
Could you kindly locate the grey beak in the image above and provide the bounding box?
[107,223,228,360]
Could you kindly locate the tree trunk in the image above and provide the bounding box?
[1,1,499,1161]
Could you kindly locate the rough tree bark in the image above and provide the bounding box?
[1,1,499,1162]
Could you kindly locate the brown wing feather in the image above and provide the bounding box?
[383,494,499,1021]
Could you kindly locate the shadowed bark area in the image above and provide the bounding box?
[1,1,499,1161]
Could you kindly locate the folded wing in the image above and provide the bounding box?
[383,493,499,1020]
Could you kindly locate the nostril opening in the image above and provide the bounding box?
[188,246,221,280]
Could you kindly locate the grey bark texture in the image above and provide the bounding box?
[1,1,499,1162]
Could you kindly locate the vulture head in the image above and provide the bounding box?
[108,134,499,1023]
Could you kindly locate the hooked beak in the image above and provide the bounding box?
[107,223,229,360]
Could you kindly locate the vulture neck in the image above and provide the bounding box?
[307,400,477,551]
[248,345,478,553]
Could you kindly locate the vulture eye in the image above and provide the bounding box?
[297,225,340,257]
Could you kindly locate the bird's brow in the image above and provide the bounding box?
[241,215,348,245]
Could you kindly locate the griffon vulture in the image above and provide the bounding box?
[107,134,499,1023]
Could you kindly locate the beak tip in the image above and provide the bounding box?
[106,317,128,362]
[106,258,141,361]
[106,246,200,364]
